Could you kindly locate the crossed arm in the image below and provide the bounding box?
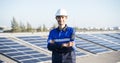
[47,40,74,52]
[50,40,74,47]
[47,29,75,51]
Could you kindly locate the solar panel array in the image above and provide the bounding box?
[17,36,86,57]
[0,37,51,63]
[0,33,120,63]
[93,34,120,44]
[75,37,110,54]
[77,34,120,51]
[105,33,120,39]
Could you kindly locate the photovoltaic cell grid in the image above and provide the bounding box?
[75,37,110,54]
[104,33,120,39]
[77,34,120,51]
[0,37,51,63]
[17,36,47,49]
[17,36,86,57]
[92,34,120,44]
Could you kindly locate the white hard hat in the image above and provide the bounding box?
[55,9,68,16]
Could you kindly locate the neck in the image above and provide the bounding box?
[59,24,66,30]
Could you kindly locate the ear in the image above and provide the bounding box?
[55,16,57,20]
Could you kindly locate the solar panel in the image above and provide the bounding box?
[31,54,47,58]
[13,55,33,60]
[27,39,46,43]
[93,34,120,44]
[0,39,12,42]
[18,36,46,40]
[38,57,51,61]
[18,36,41,38]
[16,48,33,51]
[0,37,51,63]
[24,51,40,54]
[0,49,17,53]
[0,37,6,39]
[10,45,26,48]
[22,59,40,63]
[77,34,120,51]
[104,33,120,39]
[17,36,48,50]
[6,52,25,57]
[75,50,86,56]
[75,37,110,54]
[0,45,10,49]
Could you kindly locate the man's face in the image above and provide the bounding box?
[56,16,67,25]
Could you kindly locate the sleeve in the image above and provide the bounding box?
[70,28,75,41]
[67,28,76,51]
[47,30,62,51]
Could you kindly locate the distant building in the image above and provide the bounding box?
[0,26,12,32]
[113,27,120,30]
[0,27,4,32]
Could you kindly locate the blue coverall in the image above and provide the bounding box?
[47,25,76,63]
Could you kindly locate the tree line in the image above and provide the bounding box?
[11,17,48,32]
[10,17,117,33]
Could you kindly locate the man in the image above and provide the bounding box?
[47,9,76,63]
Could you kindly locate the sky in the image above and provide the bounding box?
[0,0,120,28]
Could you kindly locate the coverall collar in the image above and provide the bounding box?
[57,24,67,31]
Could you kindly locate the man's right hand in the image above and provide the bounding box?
[62,42,74,47]
[68,42,74,47]
[62,43,69,47]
